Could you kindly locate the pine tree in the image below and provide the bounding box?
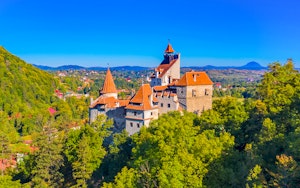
[30,127,64,187]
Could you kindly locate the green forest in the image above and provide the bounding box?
[1,47,300,187]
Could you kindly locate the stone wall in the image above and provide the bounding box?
[176,85,213,115]
[89,105,106,123]
[144,109,159,121]
[150,77,162,87]
[170,54,181,80]
[185,85,213,114]
[105,107,126,132]
[89,105,126,132]
[125,109,158,135]
[125,118,144,136]
[126,109,143,118]
[161,56,181,86]
[176,86,188,110]
[156,95,179,115]
[89,108,99,123]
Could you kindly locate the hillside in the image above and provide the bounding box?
[0,46,58,130]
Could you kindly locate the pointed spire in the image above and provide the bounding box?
[165,41,175,53]
[101,68,117,94]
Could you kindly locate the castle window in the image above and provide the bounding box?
[205,89,209,96]
[168,103,171,108]
[134,111,137,116]
[137,123,140,128]
[130,122,133,127]
[151,112,153,115]
[192,89,196,97]
[161,103,163,107]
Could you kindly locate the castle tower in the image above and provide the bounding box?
[100,67,118,99]
[150,42,181,87]
[175,71,213,115]
[164,42,176,62]
[125,84,159,135]
[89,68,130,128]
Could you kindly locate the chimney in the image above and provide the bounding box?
[149,88,153,107]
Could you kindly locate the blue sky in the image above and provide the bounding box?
[1,0,300,67]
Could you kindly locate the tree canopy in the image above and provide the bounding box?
[1,49,300,187]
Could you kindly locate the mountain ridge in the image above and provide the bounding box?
[33,61,267,71]
[183,61,267,70]
[33,64,153,71]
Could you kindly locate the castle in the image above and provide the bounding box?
[89,43,213,135]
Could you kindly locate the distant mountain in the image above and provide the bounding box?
[33,64,56,71]
[86,66,106,71]
[33,61,267,71]
[57,65,86,70]
[183,61,267,70]
[33,64,151,71]
[240,61,266,70]
[109,66,151,71]
[33,64,86,71]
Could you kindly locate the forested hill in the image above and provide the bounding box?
[0,46,58,129]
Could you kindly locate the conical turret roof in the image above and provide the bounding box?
[101,68,117,94]
[165,43,175,53]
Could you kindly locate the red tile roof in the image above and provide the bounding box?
[91,96,116,107]
[176,71,213,86]
[0,158,17,171]
[130,84,152,104]
[156,59,178,78]
[165,43,175,53]
[119,99,130,106]
[101,68,117,94]
[126,84,156,111]
[153,85,168,91]
[90,96,129,108]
